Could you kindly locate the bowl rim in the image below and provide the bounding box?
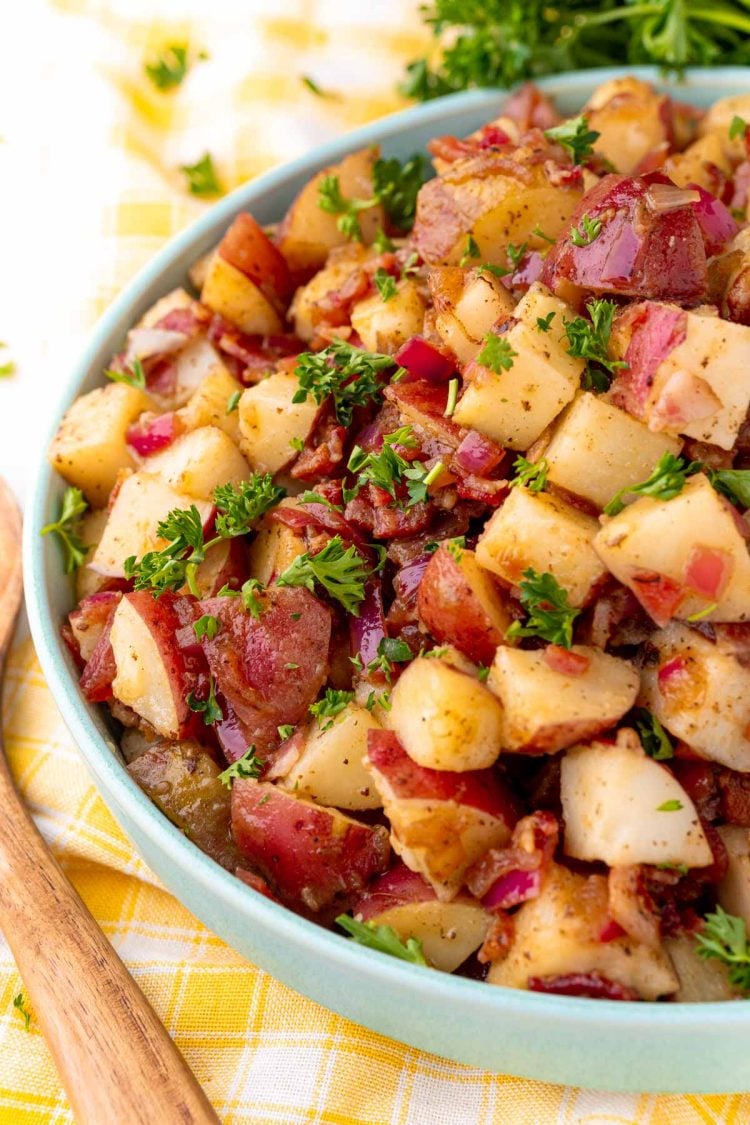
[24,64,750,1038]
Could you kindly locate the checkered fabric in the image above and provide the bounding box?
[2,1,750,1121]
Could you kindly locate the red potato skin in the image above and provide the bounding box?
[610,301,687,418]
[79,619,118,703]
[231,780,390,912]
[193,538,249,598]
[353,863,437,922]
[366,730,520,823]
[218,212,294,309]
[199,587,331,757]
[69,590,122,663]
[417,546,508,665]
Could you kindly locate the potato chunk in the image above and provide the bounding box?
[237,370,318,473]
[476,487,606,607]
[488,862,678,999]
[453,283,584,449]
[561,730,712,868]
[350,279,426,355]
[417,545,512,666]
[178,367,244,442]
[640,623,750,772]
[717,825,750,930]
[389,657,504,772]
[280,704,382,810]
[487,645,639,754]
[142,426,250,500]
[49,383,152,506]
[593,474,750,624]
[544,393,681,510]
[290,247,367,341]
[583,78,673,175]
[429,267,514,364]
[201,254,283,335]
[247,517,305,583]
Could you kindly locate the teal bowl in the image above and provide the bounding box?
[24,67,750,1093]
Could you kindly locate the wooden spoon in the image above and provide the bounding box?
[0,479,220,1124]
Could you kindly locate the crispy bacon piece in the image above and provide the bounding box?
[466,811,559,910]
[528,972,639,1001]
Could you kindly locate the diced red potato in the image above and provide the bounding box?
[136,288,194,330]
[592,475,750,625]
[640,623,750,773]
[365,730,517,900]
[388,656,505,772]
[74,508,112,600]
[476,486,607,608]
[217,211,293,312]
[68,591,122,663]
[177,367,244,442]
[246,519,305,584]
[290,246,369,341]
[89,471,213,579]
[237,369,319,473]
[128,741,243,872]
[543,392,682,511]
[428,267,514,365]
[542,174,709,304]
[141,425,250,500]
[412,146,583,267]
[79,617,118,704]
[452,283,584,450]
[278,704,383,811]
[198,587,331,754]
[188,537,248,598]
[582,78,675,175]
[165,337,237,411]
[417,546,512,666]
[698,93,750,160]
[560,729,713,868]
[350,280,427,355]
[353,865,491,972]
[109,592,205,740]
[665,132,734,193]
[488,862,679,999]
[275,147,386,274]
[48,383,154,506]
[487,645,639,755]
[201,254,284,336]
[231,779,390,912]
[610,302,750,450]
[716,825,750,930]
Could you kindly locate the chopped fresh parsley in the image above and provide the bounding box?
[0,342,16,378]
[477,332,517,373]
[213,476,286,538]
[285,662,300,670]
[632,707,674,761]
[506,568,580,649]
[12,992,30,1032]
[510,455,548,493]
[318,174,378,241]
[240,578,265,619]
[277,724,295,741]
[445,377,459,417]
[289,436,305,452]
[696,906,750,993]
[657,799,683,812]
[477,664,490,683]
[477,262,511,279]
[310,688,355,730]
[570,213,603,247]
[372,153,426,231]
[144,44,192,91]
[293,339,398,426]
[532,225,556,245]
[276,535,371,615]
[193,614,220,641]
[536,311,556,333]
[104,356,146,389]
[40,486,89,574]
[217,745,265,787]
[563,298,626,391]
[374,268,398,302]
[544,115,600,164]
[506,241,527,270]
[603,454,701,517]
[187,675,223,726]
[299,490,343,512]
[730,115,748,141]
[301,74,336,98]
[180,153,222,197]
[366,635,413,682]
[226,390,241,414]
[707,467,750,509]
[373,228,396,253]
[460,233,481,267]
[346,426,441,509]
[336,914,427,965]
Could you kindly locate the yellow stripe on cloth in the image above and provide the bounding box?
[4,1,750,1121]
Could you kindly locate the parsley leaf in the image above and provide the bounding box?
[445,377,459,417]
[277,724,295,740]
[374,268,397,302]
[194,614,220,641]
[276,535,371,615]
[180,153,222,197]
[301,74,336,98]
[12,992,30,1032]
[310,688,355,730]
[632,707,674,760]
[213,475,286,538]
[144,44,191,91]
[536,311,556,333]
[293,339,398,426]
[318,174,377,241]
[104,356,146,389]
[506,568,580,649]
[570,213,603,247]
[372,153,426,231]
[603,454,701,517]
[510,455,548,493]
[41,486,89,574]
[460,233,481,267]
[544,115,600,163]
[730,114,748,140]
[477,332,516,373]
[563,298,626,390]
[366,635,413,682]
[125,504,207,597]
[336,914,427,965]
[707,468,750,510]
[346,426,440,508]
[187,675,223,726]
[657,799,683,812]
[217,745,265,787]
[506,241,527,269]
[374,228,396,253]
[241,578,265,619]
[226,390,241,414]
[696,906,750,993]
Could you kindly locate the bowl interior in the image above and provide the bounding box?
[24,66,750,1093]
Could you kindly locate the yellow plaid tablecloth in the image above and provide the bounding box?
[2,1,750,1121]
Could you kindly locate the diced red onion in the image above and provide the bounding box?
[658,657,687,690]
[349,581,386,667]
[454,430,505,476]
[393,553,430,603]
[394,336,455,384]
[124,327,188,365]
[126,412,179,457]
[482,867,540,911]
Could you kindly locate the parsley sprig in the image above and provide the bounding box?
[318,155,426,240]
[41,486,89,574]
[477,332,517,373]
[563,298,626,392]
[346,426,443,509]
[187,675,223,726]
[144,44,200,91]
[276,535,371,615]
[603,454,701,517]
[318,175,378,241]
[544,115,600,163]
[506,568,580,649]
[217,745,266,787]
[336,915,428,965]
[104,356,146,390]
[310,688,355,731]
[707,468,750,510]
[12,992,31,1032]
[632,708,674,760]
[180,153,222,197]
[293,339,400,426]
[570,213,603,247]
[696,906,750,993]
[510,456,548,493]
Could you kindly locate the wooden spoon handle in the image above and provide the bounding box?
[0,751,220,1125]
